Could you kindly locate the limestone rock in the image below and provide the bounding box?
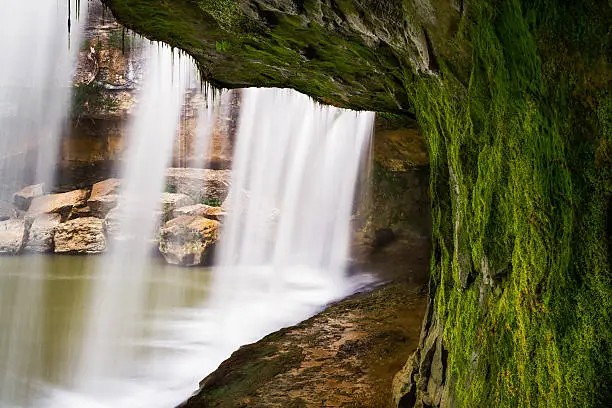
[88,178,121,218]
[173,204,227,222]
[0,219,27,254]
[159,215,219,266]
[54,217,106,254]
[25,213,61,253]
[13,183,45,211]
[165,168,231,204]
[160,193,195,222]
[0,201,15,221]
[27,189,89,221]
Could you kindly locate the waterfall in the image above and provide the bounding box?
[0,0,87,198]
[205,87,375,371]
[0,1,87,406]
[75,43,197,393]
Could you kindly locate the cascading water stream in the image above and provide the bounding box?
[0,1,88,406]
[205,88,375,357]
[0,0,87,198]
[75,43,197,394]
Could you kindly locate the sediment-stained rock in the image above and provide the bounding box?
[159,215,219,266]
[54,217,106,254]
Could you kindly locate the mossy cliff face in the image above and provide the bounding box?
[104,1,612,407]
[101,0,463,113]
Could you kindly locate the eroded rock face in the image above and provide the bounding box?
[173,204,227,222]
[165,168,231,205]
[25,213,62,253]
[0,219,27,254]
[13,183,45,211]
[54,217,107,254]
[27,189,89,221]
[159,215,219,266]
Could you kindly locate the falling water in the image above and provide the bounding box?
[75,43,195,394]
[0,1,87,406]
[0,0,87,198]
[205,87,375,367]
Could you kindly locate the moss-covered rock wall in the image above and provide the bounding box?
[104,0,611,407]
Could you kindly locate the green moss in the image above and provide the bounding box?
[102,0,413,113]
[412,0,611,406]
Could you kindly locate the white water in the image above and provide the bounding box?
[207,87,375,357]
[75,43,196,394]
[0,1,87,406]
[0,0,87,198]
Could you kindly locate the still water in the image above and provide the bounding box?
[0,255,211,407]
[0,255,369,408]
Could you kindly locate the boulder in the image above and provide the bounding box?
[13,183,45,211]
[90,178,121,198]
[26,189,89,221]
[160,193,195,222]
[0,201,15,221]
[54,217,106,254]
[25,213,61,253]
[173,203,227,222]
[88,179,121,218]
[159,215,219,266]
[0,219,27,254]
[165,168,231,205]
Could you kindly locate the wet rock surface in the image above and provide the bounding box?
[180,282,428,408]
[54,217,107,254]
